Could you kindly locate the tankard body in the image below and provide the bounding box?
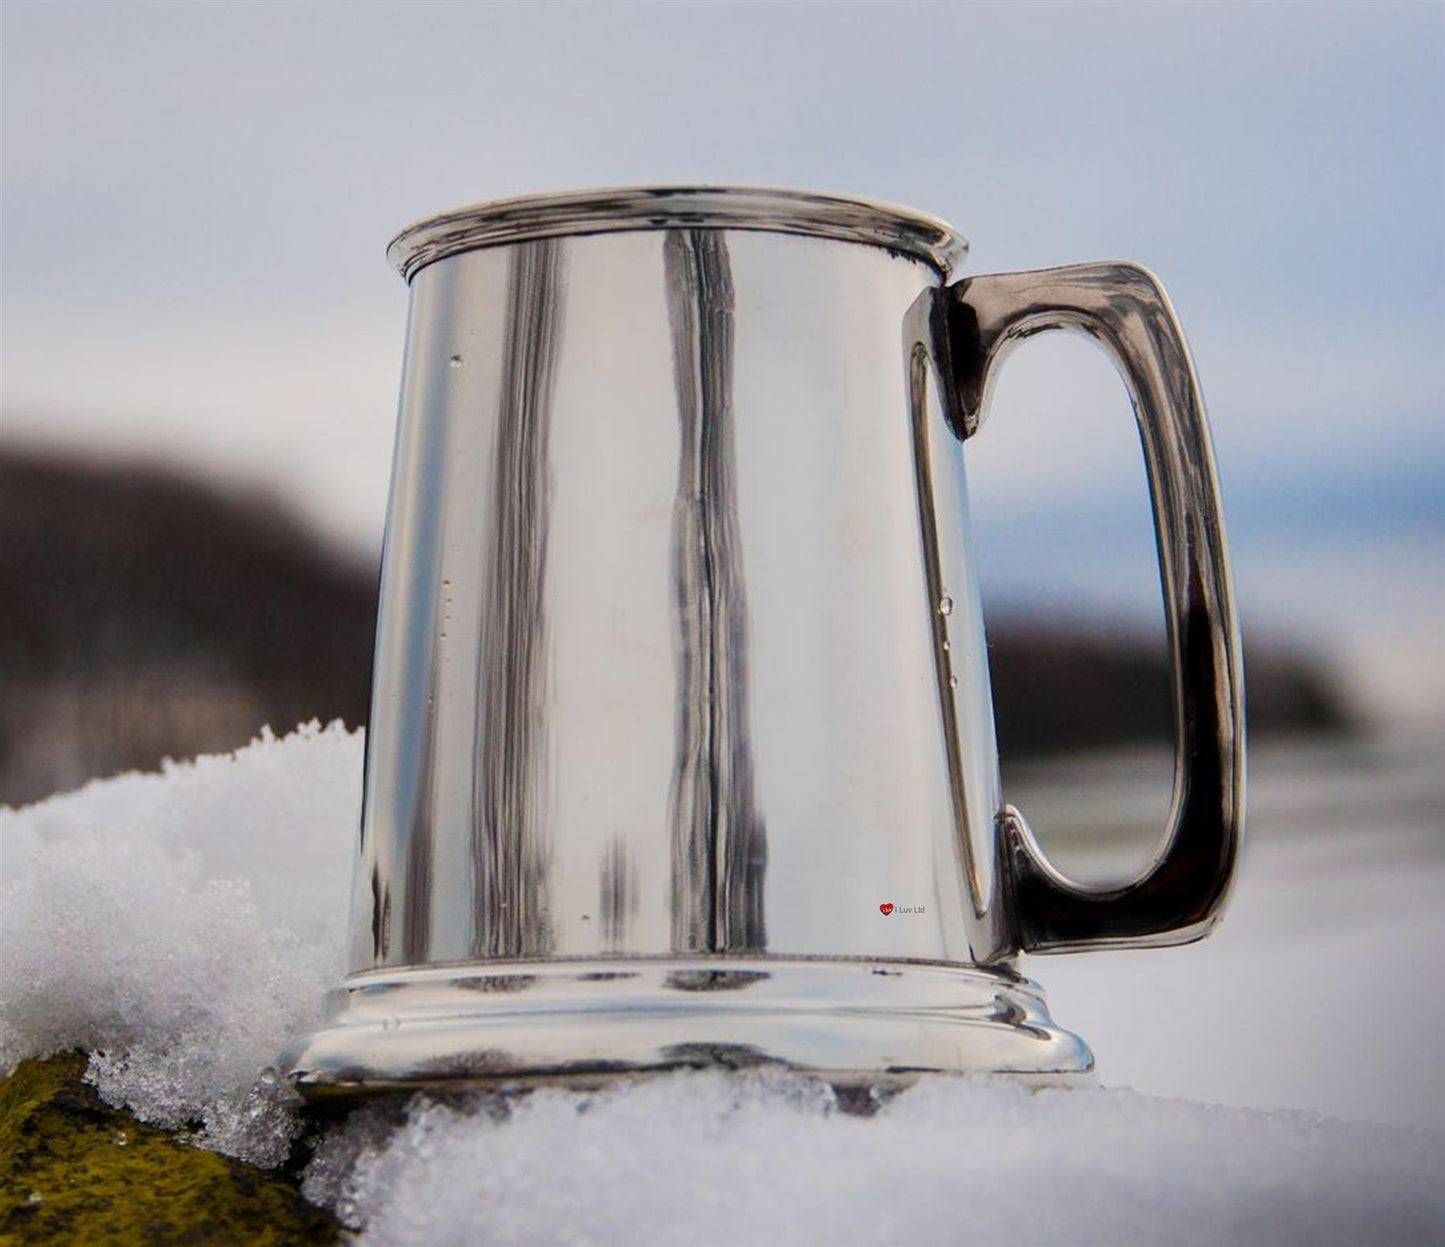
[284,189,1243,1094]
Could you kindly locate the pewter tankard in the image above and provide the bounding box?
[283,187,1243,1094]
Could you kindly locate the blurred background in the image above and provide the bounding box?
[2,3,1441,1127]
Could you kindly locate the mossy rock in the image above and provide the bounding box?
[0,1054,340,1245]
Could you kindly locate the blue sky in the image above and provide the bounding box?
[2,2,1441,708]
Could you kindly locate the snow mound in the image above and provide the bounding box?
[2,724,1442,1242]
[304,1068,1444,1246]
[0,722,359,1164]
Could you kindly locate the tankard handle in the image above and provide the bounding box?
[935,263,1244,953]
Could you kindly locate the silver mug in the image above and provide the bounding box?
[283,187,1243,1094]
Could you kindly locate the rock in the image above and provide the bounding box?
[0,1054,338,1245]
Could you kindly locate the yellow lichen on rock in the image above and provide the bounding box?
[0,1054,339,1245]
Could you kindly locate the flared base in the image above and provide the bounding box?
[280,956,1093,1099]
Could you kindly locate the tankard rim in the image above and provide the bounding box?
[386,185,969,282]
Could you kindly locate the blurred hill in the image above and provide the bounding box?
[986,619,1349,760]
[0,447,1352,807]
[0,448,375,806]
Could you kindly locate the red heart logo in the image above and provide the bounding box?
[879,903,894,916]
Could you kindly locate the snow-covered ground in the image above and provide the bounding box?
[2,723,1441,1243]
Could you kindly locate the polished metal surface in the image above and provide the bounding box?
[924,264,1245,951]
[353,223,1001,971]
[386,185,968,282]
[283,187,1243,1095]
[288,959,1090,1096]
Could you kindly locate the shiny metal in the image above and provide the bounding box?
[922,264,1245,952]
[282,187,1243,1095]
[386,185,968,282]
[292,960,1089,1097]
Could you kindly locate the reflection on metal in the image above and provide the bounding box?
[401,701,435,965]
[906,338,988,923]
[664,229,767,954]
[285,960,1092,1097]
[282,188,1243,1098]
[387,185,968,281]
[368,862,389,963]
[598,836,637,953]
[471,239,565,960]
[662,968,770,994]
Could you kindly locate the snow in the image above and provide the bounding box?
[0,722,358,1165]
[307,1070,1443,1246]
[2,723,1442,1241]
